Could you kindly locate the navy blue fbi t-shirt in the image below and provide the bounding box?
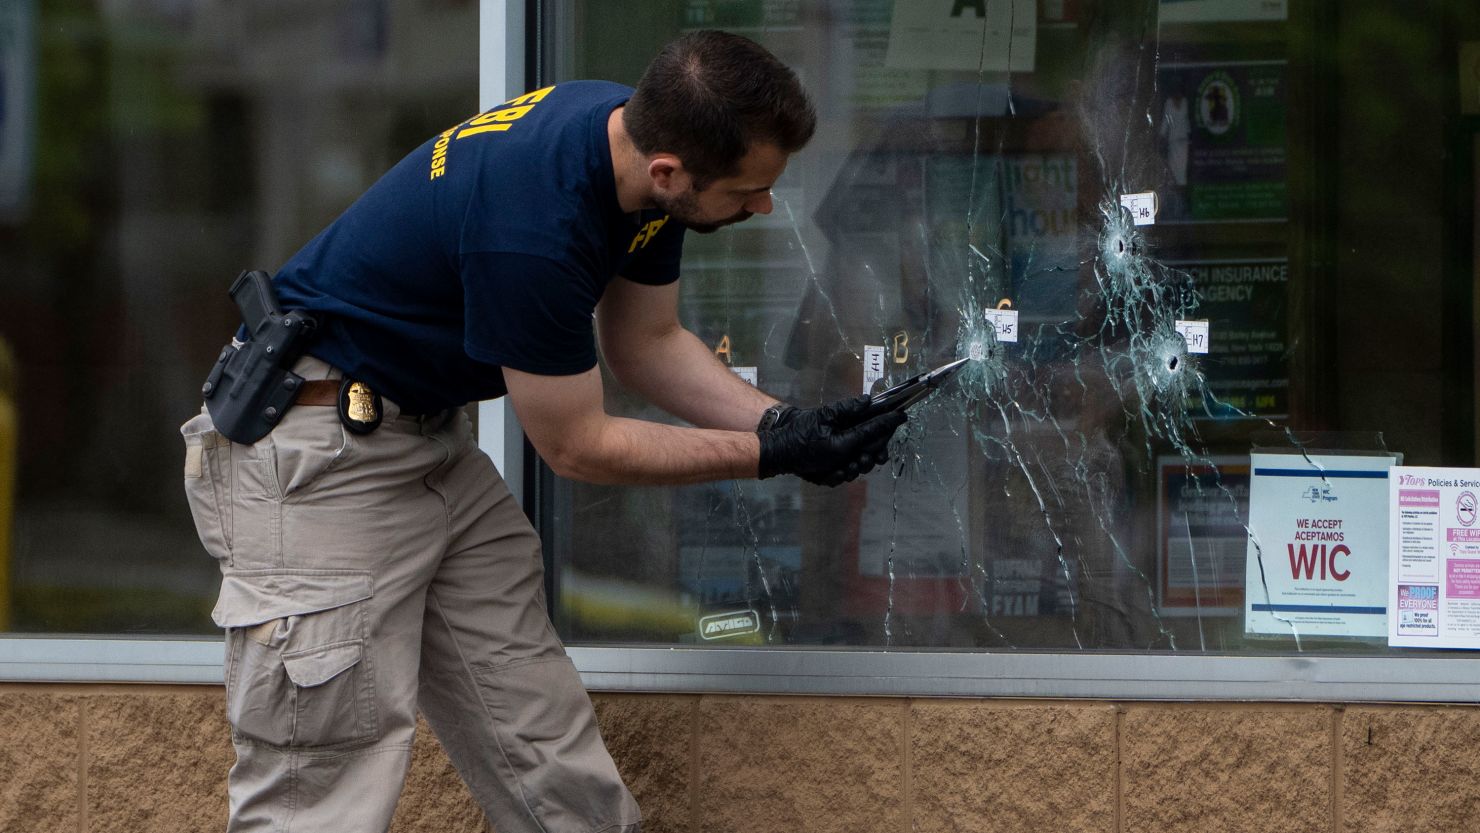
[273,81,686,414]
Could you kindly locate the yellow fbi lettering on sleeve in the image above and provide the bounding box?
[456,86,555,139]
[628,215,669,252]
[430,86,556,180]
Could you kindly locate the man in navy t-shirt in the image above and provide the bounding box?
[274,80,688,416]
[183,30,907,833]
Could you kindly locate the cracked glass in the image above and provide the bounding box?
[544,0,1480,655]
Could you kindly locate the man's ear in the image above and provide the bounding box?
[647,154,686,193]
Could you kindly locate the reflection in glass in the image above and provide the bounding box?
[0,0,477,633]
[550,1,1477,654]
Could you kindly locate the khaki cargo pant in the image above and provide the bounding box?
[181,356,638,833]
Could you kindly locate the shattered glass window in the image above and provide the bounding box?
[543,1,1479,654]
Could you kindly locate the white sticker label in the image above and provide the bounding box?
[983,309,1019,343]
[1175,320,1210,354]
[863,345,886,394]
[1119,191,1158,226]
[731,366,758,386]
[698,609,761,640]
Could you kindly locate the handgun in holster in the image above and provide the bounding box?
[201,270,318,445]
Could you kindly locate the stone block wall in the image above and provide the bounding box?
[2,684,1478,832]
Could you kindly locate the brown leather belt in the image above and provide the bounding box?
[296,379,342,406]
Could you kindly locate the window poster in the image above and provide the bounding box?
[1157,455,1249,617]
[843,418,975,620]
[1154,60,1287,223]
[679,0,803,29]
[1388,467,1480,649]
[1244,453,1397,638]
[925,154,1080,324]
[885,0,1036,73]
[855,423,971,581]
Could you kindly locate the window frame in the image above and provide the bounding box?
[513,0,1480,703]
[3,638,1480,704]
[2,0,1476,705]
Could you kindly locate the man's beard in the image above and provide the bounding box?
[656,188,752,234]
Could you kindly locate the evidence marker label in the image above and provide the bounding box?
[1175,319,1210,354]
[863,345,886,395]
[698,609,761,640]
[1119,191,1158,226]
[983,308,1019,343]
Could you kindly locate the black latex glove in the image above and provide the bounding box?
[757,395,908,486]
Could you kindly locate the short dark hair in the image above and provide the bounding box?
[623,30,816,187]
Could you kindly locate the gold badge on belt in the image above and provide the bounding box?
[337,378,383,434]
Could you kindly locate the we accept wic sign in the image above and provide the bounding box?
[1244,453,1397,638]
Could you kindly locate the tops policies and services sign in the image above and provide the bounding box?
[1388,467,1480,649]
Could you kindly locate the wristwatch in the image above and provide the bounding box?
[756,403,790,432]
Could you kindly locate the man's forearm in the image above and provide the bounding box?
[604,325,778,431]
[549,415,760,485]
[506,363,903,488]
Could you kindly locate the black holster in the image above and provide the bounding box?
[202,270,318,444]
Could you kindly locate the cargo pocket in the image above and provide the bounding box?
[181,411,233,563]
[215,570,379,748]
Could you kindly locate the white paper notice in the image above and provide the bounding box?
[1389,466,1480,648]
[885,0,1036,73]
[1244,453,1397,638]
[862,346,886,395]
[730,366,758,387]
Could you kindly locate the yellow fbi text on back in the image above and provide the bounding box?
[430,86,555,180]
